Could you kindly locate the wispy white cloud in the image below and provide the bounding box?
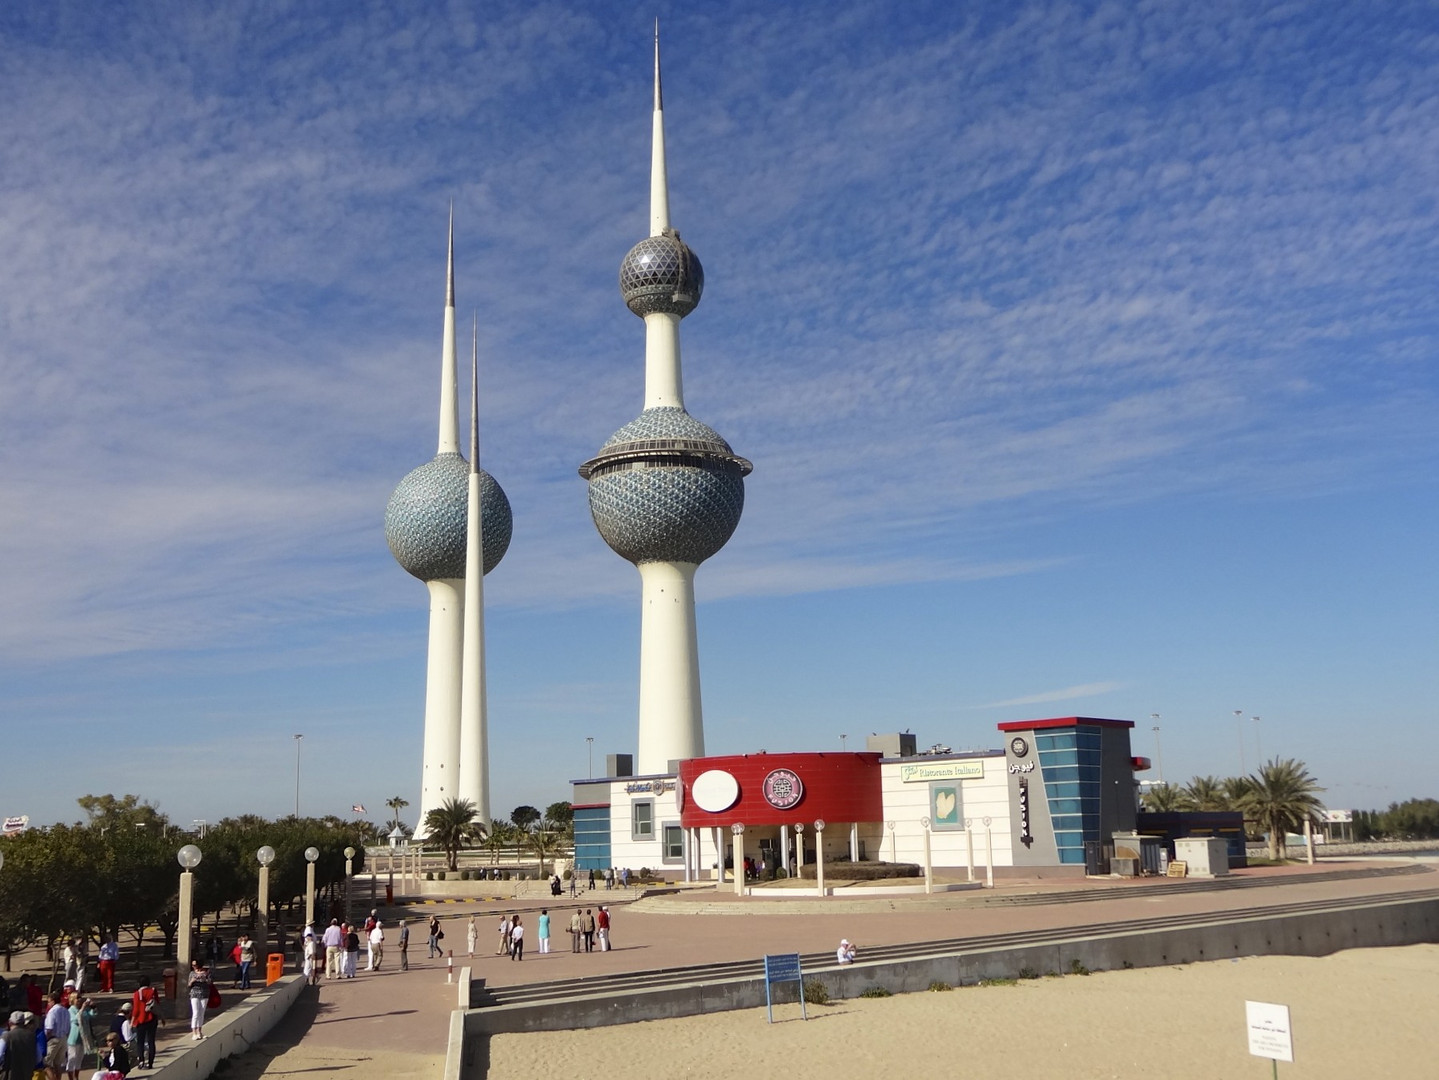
[981,682,1127,709]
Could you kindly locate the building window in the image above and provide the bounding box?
[632,800,654,840]
[662,824,683,862]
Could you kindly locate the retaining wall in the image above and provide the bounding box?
[150,975,308,1080]
[459,893,1439,1039]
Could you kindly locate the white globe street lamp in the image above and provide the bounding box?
[256,846,276,956]
[304,847,320,927]
[176,845,203,974]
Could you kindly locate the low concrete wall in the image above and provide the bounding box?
[151,975,308,1080]
[461,893,1439,1036]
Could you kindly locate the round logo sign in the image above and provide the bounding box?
[1009,736,1029,758]
[762,768,804,810]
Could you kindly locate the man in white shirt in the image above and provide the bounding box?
[836,939,856,964]
[367,922,384,971]
[43,993,70,1080]
[98,939,120,992]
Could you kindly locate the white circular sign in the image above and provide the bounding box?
[691,769,740,813]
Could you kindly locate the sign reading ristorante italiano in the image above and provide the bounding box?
[899,760,985,783]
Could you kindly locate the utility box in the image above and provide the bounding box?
[1174,836,1231,877]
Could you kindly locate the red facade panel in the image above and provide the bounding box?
[677,752,884,828]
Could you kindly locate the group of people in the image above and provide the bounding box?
[566,907,612,953]
[0,974,158,1080]
[307,912,398,982]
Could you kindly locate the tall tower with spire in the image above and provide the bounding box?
[386,215,512,830]
[580,29,752,776]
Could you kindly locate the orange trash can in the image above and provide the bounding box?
[266,953,285,986]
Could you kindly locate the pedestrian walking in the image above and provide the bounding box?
[398,920,410,971]
[466,916,478,958]
[537,910,550,954]
[581,909,596,952]
[597,906,611,952]
[185,959,212,1040]
[568,909,582,953]
[509,917,524,961]
[367,921,384,971]
[427,916,442,958]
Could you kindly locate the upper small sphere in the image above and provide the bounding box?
[619,233,704,318]
[385,452,513,582]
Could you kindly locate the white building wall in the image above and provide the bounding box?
[605,776,683,874]
[880,754,1014,869]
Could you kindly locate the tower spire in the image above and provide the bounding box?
[650,21,670,236]
[469,313,479,474]
[437,206,460,454]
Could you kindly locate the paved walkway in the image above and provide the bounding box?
[209,859,1437,1078]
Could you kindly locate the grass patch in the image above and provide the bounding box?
[802,978,830,1005]
[980,977,1019,987]
[927,980,953,992]
[1069,959,1091,976]
[859,987,892,998]
[1017,966,1041,980]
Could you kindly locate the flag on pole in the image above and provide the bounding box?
[352,804,366,814]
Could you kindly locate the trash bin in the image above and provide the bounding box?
[266,953,284,986]
[162,968,177,1002]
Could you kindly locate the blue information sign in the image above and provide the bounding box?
[763,953,808,1023]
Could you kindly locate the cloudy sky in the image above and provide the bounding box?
[2,0,1434,830]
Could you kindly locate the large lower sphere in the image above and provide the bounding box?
[588,461,745,565]
[386,452,512,581]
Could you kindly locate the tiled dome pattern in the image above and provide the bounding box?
[588,462,745,565]
[600,407,733,453]
[583,408,748,566]
[386,452,513,581]
[619,233,704,318]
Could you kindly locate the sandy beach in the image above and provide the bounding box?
[473,944,1436,1080]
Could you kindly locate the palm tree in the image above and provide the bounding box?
[525,825,567,876]
[1222,775,1256,810]
[1240,758,1325,861]
[482,820,517,866]
[1141,783,1184,812]
[1182,775,1229,812]
[385,795,410,831]
[422,798,486,871]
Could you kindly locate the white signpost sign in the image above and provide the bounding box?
[1245,1000,1294,1074]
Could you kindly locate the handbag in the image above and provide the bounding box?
[207,983,221,1009]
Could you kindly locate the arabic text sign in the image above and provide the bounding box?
[1245,1000,1294,1063]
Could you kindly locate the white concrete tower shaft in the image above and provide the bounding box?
[419,214,465,831]
[644,26,685,411]
[457,316,492,826]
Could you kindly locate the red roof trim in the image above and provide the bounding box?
[570,802,611,811]
[996,716,1135,731]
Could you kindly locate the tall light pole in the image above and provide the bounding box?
[293,734,304,817]
[1233,710,1246,774]
[303,846,320,928]
[1251,716,1263,765]
[839,734,847,751]
[586,736,594,778]
[256,846,275,958]
[176,844,203,977]
[1150,713,1163,784]
[343,846,357,925]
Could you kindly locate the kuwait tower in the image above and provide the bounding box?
[580,30,752,776]
[386,216,512,828]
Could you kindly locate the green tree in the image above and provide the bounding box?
[386,796,411,831]
[1181,776,1229,812]
[482,820,517,865]
[1141,784,1184,812]
[525,825,567,876]
[423,798,487,871]
[1240,758,1325,861]
[510,805,541,830]
[543,802,574,834]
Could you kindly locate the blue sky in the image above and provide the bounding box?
[2,0,1435,830]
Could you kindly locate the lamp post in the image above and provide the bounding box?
[1234,710,1246,775]
[983,815,994,889]
[293,734,304,817]
[794,822,805,876]
[256,846,275,957]
[1150,713,1163,784]
[920,817,932,895]
[730,823,745,898]
[813,819,826,897]
[176,844,203,974]
[344,846,357,925]
[839,734,847,751]
[586,737,594,779]
[964,818,975,882]
[886,819,896,864]
[1251,716,1263,765]
[303,847,320,928]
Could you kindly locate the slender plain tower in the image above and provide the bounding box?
[386,217,512,831]
[580,30,752,776]
[457,317,493,825]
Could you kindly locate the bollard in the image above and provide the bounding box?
[446,950,453,984]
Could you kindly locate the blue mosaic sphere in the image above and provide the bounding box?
[386,452,512,581]
[619,232,704,318]
[580,408,750,566]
